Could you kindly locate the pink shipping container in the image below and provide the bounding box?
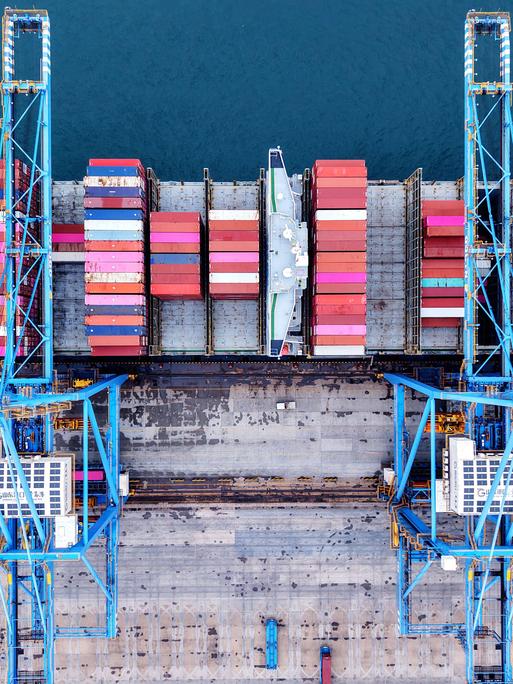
[313,324,367,335]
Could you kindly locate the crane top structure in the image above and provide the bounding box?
[0,9,127,684]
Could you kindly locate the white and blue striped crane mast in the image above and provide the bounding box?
[0,9,127,683]
[384,11,513,684]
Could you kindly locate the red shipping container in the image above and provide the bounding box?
[424,246,464,258]
[209,230,260,241]
[313,166,367,178]
[53,223,83,234]
[86,240,144,251]
[424,225,464,238]
[315,229,366,240]
[422,287,464,298]
[313,188,367,201]
[209,262,259,273]
[91,346,146,357]
[150,264,200,274]
[314,283,366,294]
[422,258,462,270]
[422,268,464,278]
[315,262,366,273]
[315,240,367,251]
[314,220,367,232]
[84,197,144,209]
[423,236,464,248]
[311,335,366,345]
[150,211,200,222]
[314,294,366,305]
[88,335,146,346]
[422,318,461,328]
[151,284,202,298]
[89,157,144,169]
[150,242,200,253]
[312,314,366,325]
[209,240,259,251]
[314,198,367,210]
[209,283,259,296]
[208,220,258,231]
[313,159,366,167]
[85,315,145,326]
[151,274,200,284]
[422,297,464,308]
[85,283,145,295]
[421,200,464,216]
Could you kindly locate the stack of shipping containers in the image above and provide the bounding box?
[310,160,367,356]
[83,158,148,356]
[208,210,260,299]
[421,199,465,331]
[52,223,84,263]
[0,159,41,357]
[149,212,202,300]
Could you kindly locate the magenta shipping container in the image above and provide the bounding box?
[313,324,367,335]
[86,251,144,262]
[209,252,259,263]
[315,272,366,283]
[424,215,465,227]
[85,261,145,273]
[150,232,200,243]
[85,294,146,306]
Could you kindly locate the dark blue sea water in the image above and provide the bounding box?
[42,0,508,181]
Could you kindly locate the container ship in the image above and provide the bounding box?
[50,156,465,361]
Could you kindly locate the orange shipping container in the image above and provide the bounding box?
[314,220,367,231]
[150,242,200,253]
[314,177,367,188]
[209,240,259,252]
[315,252,366,264]
[314,283,366,294]
[85,283,145,295]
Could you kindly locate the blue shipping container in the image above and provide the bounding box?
[87,165,141,177]
[86,325,147,336]
[85,209,144,221]
[85,187,145,198]
[85,230,144,241]
[86,305,146,316]
[150,254,200,265]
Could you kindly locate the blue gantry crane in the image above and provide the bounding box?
[0,9,127,683]
[383,11,513,683]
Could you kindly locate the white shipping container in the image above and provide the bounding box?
[312,345,366,356]
[83,176,145,188]
[84,220,144,232]
[209,272,259,284]
[421,308,464,318]
[85,272,144,283]
[209,209,259,221]
[52,252,85,263]
[315,209,367,221]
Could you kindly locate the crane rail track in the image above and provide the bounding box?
[127,476,380,505]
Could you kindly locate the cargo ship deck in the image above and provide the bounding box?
[52,175,462,358]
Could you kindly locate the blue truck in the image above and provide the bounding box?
[265,618,278,669]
